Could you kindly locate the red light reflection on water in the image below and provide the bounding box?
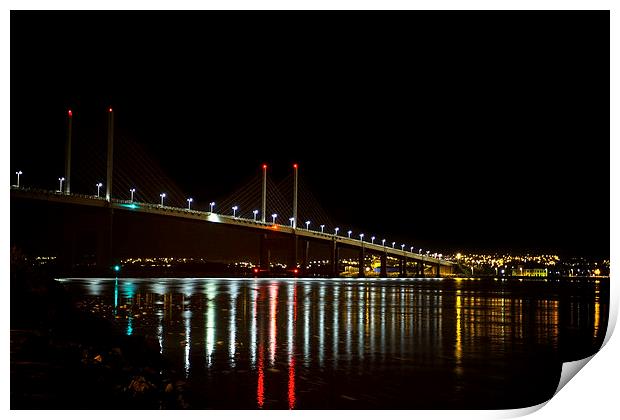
[288,357,296,409]
[269,284,278,366]
[257,346,265,408]
[288,284,298,409]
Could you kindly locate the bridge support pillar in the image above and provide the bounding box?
[435,263,441,278]
[399,257,406,277]
[287,235,298,271]
[358,245,365,278]
[259,234,270,269]
[380,252,387,277]
[418,261,425,277]
[59,210,76,272]
[330,240,339,277]
[301,239,309,275]
[95,207,114,272]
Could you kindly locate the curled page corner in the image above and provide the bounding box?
[495,355,597,419]
[554,355,594,396]
[493,400,549,419]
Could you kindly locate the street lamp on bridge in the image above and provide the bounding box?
[392,241,396,249]
[371,236,375,244]
[96,182,103,198]
[187,198,193,210]
[15,171,22,188]
[160,193,166,207]
[320,224,325,233]
[360,233,364,242]
[209,202,215,213]
[232,206,238,218]
[289,217,294,227]
[382,239,386,247]
[347,230,352,238]
[305,220,311,230]
[272,213,278,224]
[401,244,405,251]
[410,246,414,253]
[130,188,136,202]
[419,248,422,254]
[334,227,340,236]
[58,177,65,193]
[253,210,259,221]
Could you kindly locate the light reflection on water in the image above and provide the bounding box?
[62,277,608,409]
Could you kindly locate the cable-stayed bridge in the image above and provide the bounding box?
[10,108,455,277]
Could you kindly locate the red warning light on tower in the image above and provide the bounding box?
[262,164,267,169]
[108,107,113,113]
[293,163,298,169]
[68,110,73,117]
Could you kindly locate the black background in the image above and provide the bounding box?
[10,11,610,257]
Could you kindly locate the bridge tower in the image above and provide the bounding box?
[261,164,267,223]
[292,163,298,228]
[64,109,73,194]
[106,107,114,202]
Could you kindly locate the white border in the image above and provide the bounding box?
[3,2,617,419]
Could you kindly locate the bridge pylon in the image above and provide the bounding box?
[64,109,73,194]
[106,107,114,202]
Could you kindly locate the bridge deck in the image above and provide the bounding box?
[11,187,454,267]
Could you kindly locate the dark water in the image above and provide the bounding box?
[58,277,609,409]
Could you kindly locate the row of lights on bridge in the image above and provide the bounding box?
[13,161,444,260]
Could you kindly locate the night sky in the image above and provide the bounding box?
[10,11,609,257]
